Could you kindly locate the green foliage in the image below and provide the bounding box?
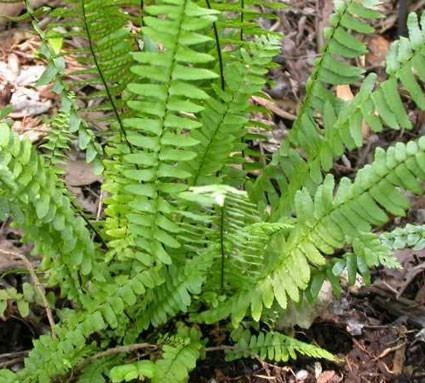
[103,0,218,268]
[0,1,425,382]
[381,224,425,251]
[0,123,101,302]
[226,330,336,362]
[0,283,38,319]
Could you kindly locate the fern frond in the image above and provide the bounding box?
[32,7,103,171]
[0,283,39,319]
[226,330,336,362]
[197,138,425,325]
[251,9,425,218]
[179,185,290,291]
[41,111,72,172]
[133,250,214,331]
[187,35,280,186]
[249,0,381,215]
[381,223,425,251]
[0,123,100,302]
[50,0,136,140]
[110,360,155,383]
[5,266,164,382]
[104,0,218,268]
[206,0,282,45]
[151,324,203,383]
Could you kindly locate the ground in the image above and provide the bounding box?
[0,1,424,382]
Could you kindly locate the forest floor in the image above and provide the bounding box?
[0,1,424,382]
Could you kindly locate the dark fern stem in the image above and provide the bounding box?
[205,0,225,90]
[80,0,133,151]
[397,0,408,37]
[240,0,244,41]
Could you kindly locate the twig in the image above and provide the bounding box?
[374,342,406,361]
[0,350,30,359]
[95,190,104,222]
[251,96,297,121]
[205,345,235,352]
[0,249,56,338]
[0,357,25,369]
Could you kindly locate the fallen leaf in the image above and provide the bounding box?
[336,85,354,102]
[10,87,51,118]
[15,65,45,87]
[317,370,343,383]
[367,36,390,67]
[12,117,49,142]
[65,160,102,187]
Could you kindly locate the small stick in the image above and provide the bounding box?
[0,249,56,338]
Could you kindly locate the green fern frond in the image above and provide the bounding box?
[0,123,100,302]
[287,0,379,148]
[8,266,164,382]
[133,250,214,331]
[249,0,381,216]
[197,138,425,326]
[251,8,425,218]
[206,0,283,45]
[152,324,203,383]
[50,0,136,141]
[110,360,155,383]
[381,223,425,251]
[32,9,103,171]
[41,111,72,172]
[226,330,336,362]
[187,35,280,186]
[0,283,40,319]
[104,0,218,268]
[179,185,286,291]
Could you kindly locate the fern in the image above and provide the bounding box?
[251,8,425,219]
[32,5,103,170]
[152,325,203,383]
[132,250,214,331]
[1,1,425,382]
[187,35,280,186]
[104,0,218,268]
[0,283,39,319]
[52,0,137,135]
[0,123,101,302]
[197,138,425,325]
[381,224,425,251]
[226,330,336,362]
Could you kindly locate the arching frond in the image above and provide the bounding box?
[196,138,425,326]
[226,330,336,362]
[104,0,218,269]
[0,123,100,302]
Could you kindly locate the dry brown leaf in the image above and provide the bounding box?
[367,36,390,67]
[336,85,354,102]
[10,87,51,118]
[317,370,343,383]
[65,160,102,187]
[12,117,48,142]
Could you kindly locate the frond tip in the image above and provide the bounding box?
[226,330,336,362]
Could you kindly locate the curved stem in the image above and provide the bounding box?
[205,0,225,90]
[80,0,132,150]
